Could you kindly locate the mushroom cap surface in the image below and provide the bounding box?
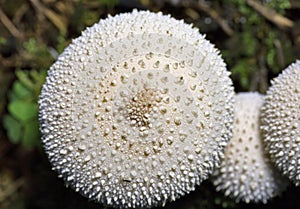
[261,60,300,186]
[213,92,288,203]
[39,10,234,208]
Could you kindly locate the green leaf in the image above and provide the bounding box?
[3,115,22,143]
[15,70,34,91]
[242,32,256,56]
[8,90,19,102]
[22,119,40,148]
[23,38,37,54]
[8,101,38,122]
[12,81,32,99]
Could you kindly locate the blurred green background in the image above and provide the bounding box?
[0,0,299,208]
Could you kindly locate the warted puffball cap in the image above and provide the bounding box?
[213,92,288,203]
[39,10,234,208]
[261,60,300,186]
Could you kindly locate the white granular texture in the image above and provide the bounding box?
[261,60,300,186]
[39,10,234,208]
[213,92,288,203]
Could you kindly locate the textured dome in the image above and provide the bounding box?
[213,92,288,203]
[261,60,300,186]
[39,10,234,208]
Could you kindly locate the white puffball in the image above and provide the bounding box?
[213,92,288,203]
[261,60,300,186]
[39,10,234,208]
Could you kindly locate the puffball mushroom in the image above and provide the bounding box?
[261,60,300,186]
[212,93,288,203]
[39,10,234,208]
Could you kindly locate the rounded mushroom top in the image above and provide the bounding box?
[213,92,288,203]
[261,60,300,186]
[39,10,234,208]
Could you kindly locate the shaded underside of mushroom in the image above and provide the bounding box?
[261,60,300,186]
[212,92,288,204]
[39,10,234,208]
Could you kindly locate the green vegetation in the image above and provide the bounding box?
[220,0,296,91]
[3,69,46,148]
